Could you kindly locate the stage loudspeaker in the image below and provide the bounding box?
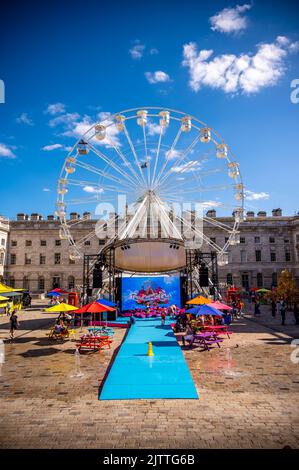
[86,288,93,297]
[115,277,122,306]
[199,265,209,287]
[92,263,103,288]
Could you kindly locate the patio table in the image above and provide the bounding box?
[77,334,113,352]
[203,325,232,338]
[187,331,223,351]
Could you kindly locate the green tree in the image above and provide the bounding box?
[275,270,298,305]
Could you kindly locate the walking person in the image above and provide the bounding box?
[271,299,277,318]
[9,310,20,341]
[161,311,166,326]
[279,299,287,326]
[254,300,261,316]
[293,302,299,325]
[6,300,12,316]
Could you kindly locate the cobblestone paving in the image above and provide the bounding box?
[0,304,299,449]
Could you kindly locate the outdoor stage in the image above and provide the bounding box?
[99,317,198,400]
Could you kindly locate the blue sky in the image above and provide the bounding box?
[0,0,299,219]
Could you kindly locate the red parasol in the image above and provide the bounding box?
[76,301,115,330]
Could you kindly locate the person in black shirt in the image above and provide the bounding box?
[10,310,19,340]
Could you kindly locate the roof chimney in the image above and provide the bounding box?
[83,211,91,220]
[17,213,26,221]
[70,212,80,220]
[246,211,255,218]
[257,211,267,217]
[47,215,55,221]
[272,208,282,217]
[206,209,216,217]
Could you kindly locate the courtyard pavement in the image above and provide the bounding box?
[0,302,299,449]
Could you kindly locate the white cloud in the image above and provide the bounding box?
[171,160,202,173]
[0,143,16,159]
[45,102,66,115]
[41,143,64,151]
[182,36,299,94]
[129,41,145,59]
[145,71,171,84]
[165,149,181,160]
[83,185,104,194]
[149,48,159,55]
[210,4,251,34]
[48,109,121,148]
[16,113,34,126]
[245,190,270,201]
[147,121,162,136]
[49,112,80,127]
[43,188,51,192]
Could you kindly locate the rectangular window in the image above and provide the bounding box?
[210,237,216,244]
[54,253,61,264]
[40,240,47,246]
[11,240,17,247]
[26,240,32,246]
[257,273,263,288]
[284,238,290,244]
[1,238,5,246]
[10,254,16,265]
[99,240,106,245]
[225,237,229,244]
[285,251,291,262]
[84,240,91,246]
[241,250,247,263]
[270,251,276,262]
[25,255,31,265]
[269,237,275,244]
[38,277,45,291]
[255,250,261,262]
[240,237,245,244]
[254,236,260,244]
[69,257,75,265]
[0,253,4,265]
[40,254,46,265]
[55,240,61,246]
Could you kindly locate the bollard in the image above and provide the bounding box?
[147,341,154,356]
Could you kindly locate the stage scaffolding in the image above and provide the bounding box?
[82,247,219,304]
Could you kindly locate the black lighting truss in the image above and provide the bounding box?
[184,249,219,301]
[82,248,121,301]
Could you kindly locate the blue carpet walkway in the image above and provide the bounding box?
[100,318,198,400]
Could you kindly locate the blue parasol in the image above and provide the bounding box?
[195,304,224,316]
[47,291,63,297]
[96,299,117,307]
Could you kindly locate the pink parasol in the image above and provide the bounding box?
[208,301,233,311]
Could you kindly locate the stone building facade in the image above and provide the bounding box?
[2,209,299,293]
[0,215,9,278]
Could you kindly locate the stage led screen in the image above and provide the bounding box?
[121,275,181,311]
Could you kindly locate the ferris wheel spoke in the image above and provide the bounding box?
[153,127,182,189]
[157,148,219,195]
[123,123,148,187]
[88,143,138,188]
[155,133,202,191]
[151,126,163,188]
[66,178,133,194]
[160,184,230,198]
[119,196,148,240]
[75,160,137,192]
[142,123,151,188]
[177,214,223,252]
[203,216,233,232]
[110,142,144,187]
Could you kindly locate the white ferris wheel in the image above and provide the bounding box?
[56,107,244,270]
